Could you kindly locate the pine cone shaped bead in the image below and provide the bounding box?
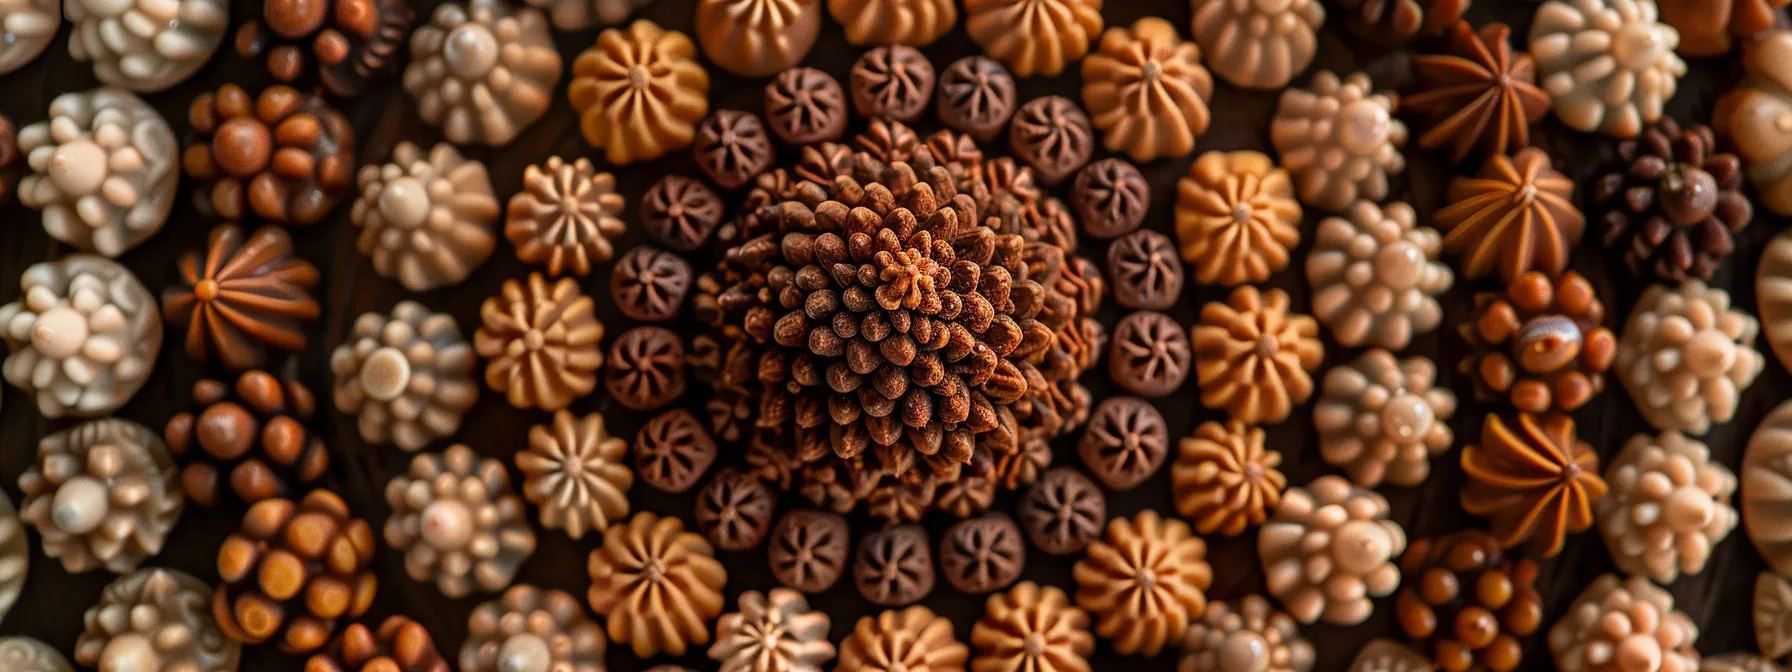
[830,0,956,46]
[1394,531,1542,672]
[1081,17,1213,162]
[405,0,561,147]
[235,0,412,96]
[462,585,605,672]
[1436,147,1584,284]
[1191,0,1323,90]
[213,490,377,653]
[1307,201,1452,350]
[1339,0,1467,45]
[1271,71,1407,212]
[839,606,968,672]
[1549,574,1700,672]
[1461,271,1615,414]
[695,469,777,551]
[1595,120,1752,282]
[1260,476,1406,625]
[766,67,849,145]
[1615,280,1764,433]
[1531,0,1687,138]
[972,582,1094,672]
[307,617,448,672]
[1074,510,1212,656]
[1462,413,1608,557]
[76,568,242,672]
[330,302,479,452]
[769,509,850,592]
[586,512,727,657]
[1597,431,1738,583]
[1193,287,1324,425]
[711,589,836,672]
[1175,151,1303,286]
[166,371,329,506]
[163,224,321,371]
[1173,420,1285,536]
[1313,350,1456,488]
[19,419,183,574]
[384,444,536,598]
[1406,22,1549,162]
[184,84,355,225]
[507,157,626,277]
[518,410,631,540]
[1659,0,1787,56]
[1178,595,1315,672]
[476,273,604,411]
[352,142,499,292]
[569,20,710,165]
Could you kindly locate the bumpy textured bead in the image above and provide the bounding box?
[1548,574,1699,672]
[1715,31,1792,214]
[17,419,182,574]
[1530,0,1687,138]
[1178,595,1315,672]
[184,84,355,225]
[405,0,561,147]
[0,496,24,623]
[1597,431,1737,583]
[18,88,177,257]
[331,302,479,451]
[75,568,241,672]
[1260,476,1405,625]
[0,0,56,75]
[66,0,226,92]
[352,142,498,292]
[0,256,162,418]
[462,585,604,672]
[212,490,377,653]
[1313,350,1456,488]
[1307,201,1452,350]
[307,616,449,672]
[1270,71,1407,212]
[1615,281,1763,433]
[164,371,329,506]
[234,0,411,96]
[384,444,536,598]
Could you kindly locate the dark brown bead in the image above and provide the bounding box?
[765,67,847,145]
[305,616,448,672]
[1072,158,1149,239]
[1010,95,1094,185]
[1339,0,1468,45]
[1395,530,1543,672]
[694,110,775,190]
[768,509,849,593]
[1018,467,1105,555]
[694,469,777,551]
[938,513,1025,594]
[1109,311,1191,398]
[936,55,1016,142]
[1077,396,1168,491]
[1594,119,1752,282]
[854,525,934,606]
[0,114,19,205]
[1107,229,1184,311]
[214,490,376,654]
[851,45,935,123]
[642,175,724,252]
[166,371,328,507]
[236,0,412,97]
[612,246,692,323]
[634,408,717,493]
[185,84,355,225]
[604,326,687,412]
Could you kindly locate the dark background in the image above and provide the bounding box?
[0,0,1777,670]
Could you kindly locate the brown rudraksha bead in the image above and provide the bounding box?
[165,370,328,507]
[1395,531,1543,672]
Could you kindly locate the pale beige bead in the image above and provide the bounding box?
[1191,0,1324,90]
[0,256,161,418]
[522,0,650,30]
[1270,72,1407,212]
[1548,574,1699,672]
[0,637,74,672]
[405,0,562,146]
[1597,431,1737,583]
[351,142,499,292]
[330,302,480,452]
[711,589,835,672]
[75,568,240,672]
[1346,640,1430,672]
[0,495,24,624]
[65,0,226,92]
[385,444,537,598]
[1306,201,1452,349]
[18,88,175,258]
[0,0,57,74]
[517,410,632,539]
[16,419,182,574]
[1178,595,1314,672]
[1617,280,1764,434]
[1312,349,1456,488]
[1259,475,1404,625]
[1530,0,1687,138]
[462,585,606,672]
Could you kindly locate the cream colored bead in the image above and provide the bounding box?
[16,419,182,574]
[1270,72,1407,212]
[1617,280,1763,434]
[351,142,499,292]
[0,0,58,74]
[74,568,240,671]
[1548,574,1699,672]
[65,0,226,91]
[385,444,536,598]
[18,89,177,257]
[1596,431,1737,583]
[406,0,562,146]
[1529,0,1686,138]
[1259,475,1405,625]
[330,302,480,452]
[0,256,161,418]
